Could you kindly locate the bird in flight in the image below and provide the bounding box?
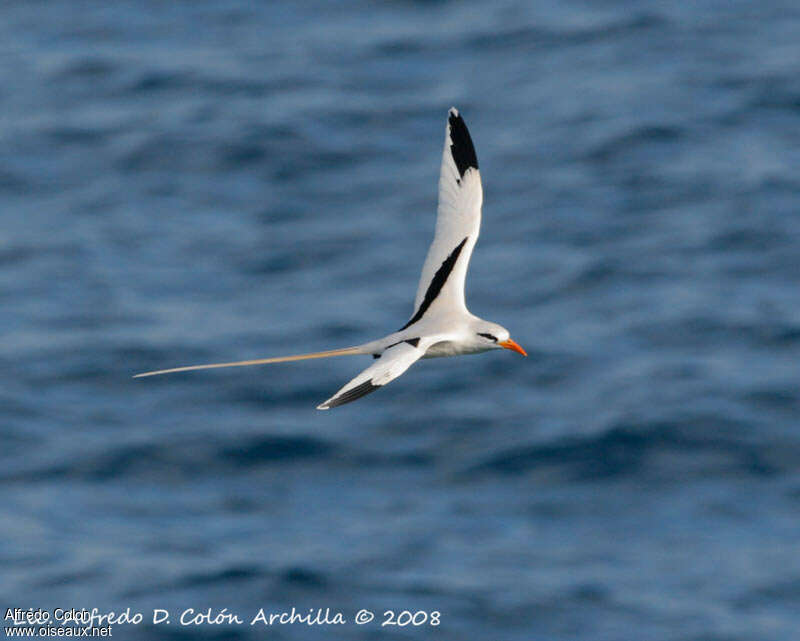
[135,108,526,409]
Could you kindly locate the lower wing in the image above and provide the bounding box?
[317,341,425,410]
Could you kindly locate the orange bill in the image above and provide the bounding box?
[499,338,527,356]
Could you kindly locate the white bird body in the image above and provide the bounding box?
[135,108,526,409]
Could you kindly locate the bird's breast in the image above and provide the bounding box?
[423,340,488,359]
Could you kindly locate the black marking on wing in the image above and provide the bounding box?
[448,111,479,178]
[383,338,421,352]
[372,354,380,359]
[400,236,469,331]
[322,380,380,409]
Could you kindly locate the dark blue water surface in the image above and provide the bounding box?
[2,1,800,639]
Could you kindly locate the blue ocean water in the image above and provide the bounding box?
[2,1,800,639]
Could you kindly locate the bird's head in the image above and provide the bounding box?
[472,321,527,356]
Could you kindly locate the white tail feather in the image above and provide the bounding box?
[133,346,363,378]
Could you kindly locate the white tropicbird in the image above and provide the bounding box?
[135,108,526,409]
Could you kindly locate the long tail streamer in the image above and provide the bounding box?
[133,346,362,378]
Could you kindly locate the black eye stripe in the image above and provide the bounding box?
[478,333,498,342]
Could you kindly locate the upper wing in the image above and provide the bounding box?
[316,341,424,410]
[401,108,483,331]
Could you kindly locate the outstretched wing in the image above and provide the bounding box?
[401,108,483,331]
[317,341,424,410]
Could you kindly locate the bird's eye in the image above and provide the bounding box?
[478,333,498,342]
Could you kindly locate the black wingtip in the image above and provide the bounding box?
[317,379,381,410]
[448,108,479,178]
